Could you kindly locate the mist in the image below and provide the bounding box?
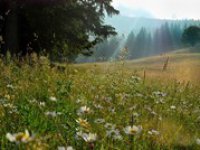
[76,17,200,63]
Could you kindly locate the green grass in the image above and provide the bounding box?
[0,53,200,150]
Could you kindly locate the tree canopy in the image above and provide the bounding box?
[182,26,200,46]
[0,0,119,61]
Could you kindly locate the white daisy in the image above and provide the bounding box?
[124,125,142,135]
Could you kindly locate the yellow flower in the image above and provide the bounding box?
[6,129,33,143]
[76,118,90,129]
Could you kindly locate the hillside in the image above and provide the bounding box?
[105,15,200,35]
[75,51,200,84]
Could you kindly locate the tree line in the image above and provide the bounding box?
[85,21,200,62]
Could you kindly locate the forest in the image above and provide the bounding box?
[78,19,200,62]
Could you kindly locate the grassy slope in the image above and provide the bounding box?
[75,52,200,84]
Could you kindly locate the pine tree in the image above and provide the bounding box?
[0,0,119,61]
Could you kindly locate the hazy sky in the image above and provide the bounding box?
[112,0,200,19]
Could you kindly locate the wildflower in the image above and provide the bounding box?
[151,111,157,116]
[30,99,37,104]
[93,104,103,109]
[58,146,75,150]
[155,98,165,104]
[124,125,142,135]
[58,147,66,150]
[45,111,57,117]
[58,147,65,150]
[196,138,200,145]
[45,111,62,117]
[153,91,167,97]
[82,133,97,143]
[133,112,139,117]
[182,101,188,105]
[131,76,141,83]
[108,107,116,114]
[104,123,116,130]
[113,134,123,140]
[76,130,85,138]
[94,95,99,100]
[4,94,10,100]
[106,129,123,140]
[6,130,33,143]
[50,96,57,102]
[135,93,143,97]
[106,129,118,137]
[76,99,82,104]
[129,105,137,111]
[170,105,176,110]
[76,131,97,142]
[158,116,162,121]
[76,118,90,129]
[6,84,14,89]
[39,102,46,107]
[148,129,160,136]
[3,103,15,109]
[104,97,112,103]
[67,146,74,150]
[77,106,90,116]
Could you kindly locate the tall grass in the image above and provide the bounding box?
[0,54,200,149]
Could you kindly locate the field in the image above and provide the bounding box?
[0,52,200,150]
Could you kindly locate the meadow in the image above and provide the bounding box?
[0,52,200,150]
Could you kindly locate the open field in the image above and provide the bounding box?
[75,52,200,84]
[0,52,200,149]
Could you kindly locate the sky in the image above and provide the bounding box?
[112,0,200,20]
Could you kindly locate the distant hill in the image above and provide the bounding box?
[105,15,200,35]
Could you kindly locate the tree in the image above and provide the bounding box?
[145,32,153,56]
[125,31,135,59]
[170,23,182,49]
[152,23,173,54]
[0,0,119,61]
[182,26,200,46]
[160,23,173,52]
[152,28,162,54]
[134,27,148,58]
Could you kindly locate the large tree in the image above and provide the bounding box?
[182,26,200,47]
[0,0,119,60]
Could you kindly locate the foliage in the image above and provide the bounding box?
[182,26,200,46]
[0,0,119,60]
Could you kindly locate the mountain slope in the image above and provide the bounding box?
[105,15,200,35]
